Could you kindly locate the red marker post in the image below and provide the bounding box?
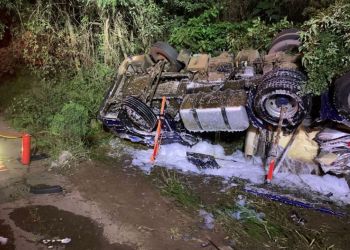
[21,134,31,165]
[151,97,166,163]
[266,159,275,183]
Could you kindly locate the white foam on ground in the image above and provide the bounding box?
[125,141,350,204]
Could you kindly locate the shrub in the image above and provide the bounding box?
[228,18,293,53]
[300,1,350,94]
[50,102,89,140]
[169,7,239,53]
[7,63,113,157]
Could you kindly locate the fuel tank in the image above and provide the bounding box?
[180,89,249,132]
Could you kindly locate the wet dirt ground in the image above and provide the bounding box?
[0,162,229,250]
[0,116,229,249]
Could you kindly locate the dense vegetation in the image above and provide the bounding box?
[0,0,348,159]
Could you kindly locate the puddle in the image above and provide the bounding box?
[0,220,15,250]
[9,205,135,250]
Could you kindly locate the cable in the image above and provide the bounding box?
[0,131,23,139]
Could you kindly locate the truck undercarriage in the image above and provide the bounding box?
[99,29,350,163]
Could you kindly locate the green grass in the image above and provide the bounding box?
[0,69,38,112]
[159,170,201,209]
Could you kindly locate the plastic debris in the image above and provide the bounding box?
[230,195,265,222]
[0,236,8,245]
[290,211,306,226]
[199,209,215,230]
[315,128,350,175]
[60,238,71,244]
[245,188,346,217]
[41,237,71,245]
[186,152,220,169]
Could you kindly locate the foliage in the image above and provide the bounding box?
[50,102,89,140]
[161,0,213,16]
[0,22,4,40]
[19,0,164,76]
[250,0,335,23]
[228,18,293,52]
[300,1,350,94]
[252,0,285,22]
[3,0,164,158]
[170,7,292,54]
[169,7,239,53]
[7,63,113,157]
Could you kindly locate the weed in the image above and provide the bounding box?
[5,63,113,159]
[159,170,201,209]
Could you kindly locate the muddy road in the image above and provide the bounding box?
[0,160,227,250]
[1,129,350,249]
[0,115,228,249]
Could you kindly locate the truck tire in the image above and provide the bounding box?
[122,96,157,132]
[268,28,300,54]
[150,42,184,72]
[253,69,309,127]
[333,72,350,120]
[270,29,299,48]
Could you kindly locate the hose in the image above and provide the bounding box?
[0,131,23,139]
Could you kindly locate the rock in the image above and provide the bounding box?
[49,151,73,169]
[58,151,73,166]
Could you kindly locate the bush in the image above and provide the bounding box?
[300,1,350,94]
[228,18,293,53]
[50,103,89,140]
[7,63,113,157]
[169,7,239,53]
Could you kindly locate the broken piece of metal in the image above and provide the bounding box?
[186,152,221,169]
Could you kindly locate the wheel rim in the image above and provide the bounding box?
[264,94,298,119]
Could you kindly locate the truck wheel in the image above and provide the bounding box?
[150,42,184,72]
[262,68,307,83]
[268,29,300,54]
[333,72,350,120]
[270,29,299,48]
[122,96,157,132]
[253,69,309,127]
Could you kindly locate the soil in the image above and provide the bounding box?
[9,205,134,250]
[0,115,228,250]
[68,160,228,250]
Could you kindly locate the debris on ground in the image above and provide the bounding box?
[29,184,63,194]
[50,151,73,169]
[41,237,71,244]
[187,152,221,170]
[0,236,8,245]
[315,128,350,175]
[278,127,319,163]
[41,237,71,248]
[245,188,346,216]
[199,209,215,230]
[290,211,306,226]
[230,195,265,222]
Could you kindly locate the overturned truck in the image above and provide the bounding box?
[99,29,313,150]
